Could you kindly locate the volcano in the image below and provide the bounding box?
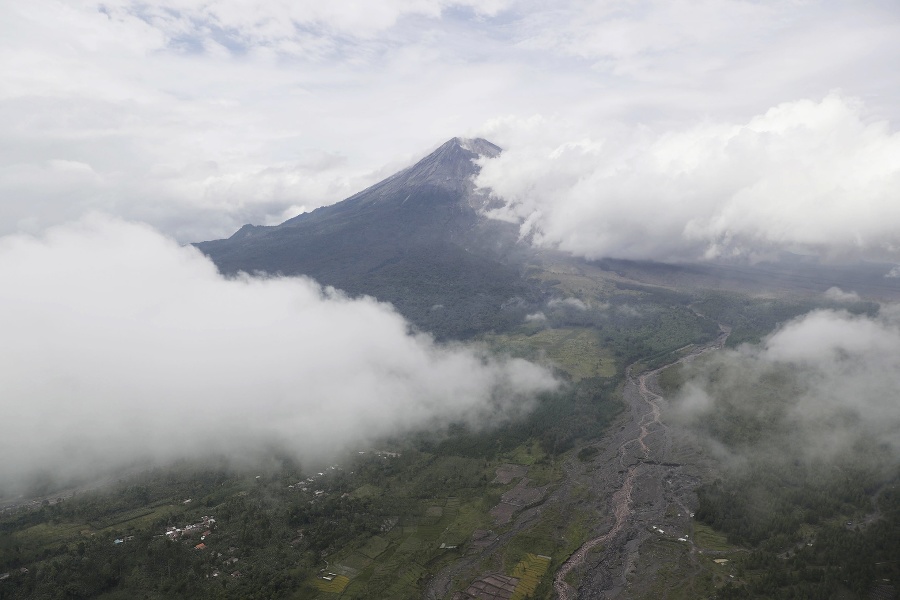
[196,138,535,338]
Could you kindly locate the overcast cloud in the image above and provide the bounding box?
[1,1,898,247]
[476,94,900,262]
[0,217,557,493]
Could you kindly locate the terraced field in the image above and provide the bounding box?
[510,553,552,599]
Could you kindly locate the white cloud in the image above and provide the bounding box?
[676,307,900,462]
[98,0,513,48]
[0,216,557,491]
[2,1,898,244]
[824,287,861,303]
[548,297,588,310]
[476,94,900,262]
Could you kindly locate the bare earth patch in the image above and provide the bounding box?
[490,478,548,525]
[492,464,528,485]
[453,573,519,600]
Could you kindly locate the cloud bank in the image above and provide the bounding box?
[0,217,556,493]
[674,307,900,465]
[3,2,898,243]
[477,94,900,262]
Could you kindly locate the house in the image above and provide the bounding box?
[194,543,206,551]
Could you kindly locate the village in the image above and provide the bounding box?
[162,513,216,546]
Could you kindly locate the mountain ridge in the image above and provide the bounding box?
[195,137,536,339]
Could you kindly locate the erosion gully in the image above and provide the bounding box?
[553,326,730,599]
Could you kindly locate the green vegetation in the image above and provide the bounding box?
[692,522,732,552]
[481,328,616,380]
[0,374,618,600]
[691,292,877,348]
[312,574,350,593]
[671,348,900,599]
[10,264,887,599]
[510,553,551,599]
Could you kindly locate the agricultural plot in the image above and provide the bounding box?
[510,553,551,600]
[312,574,350,593]
[440,499,486,547]
[491,479,547,525]
[357,535,390,560]
[13,521,86,546]
[692,523,732,551]
[97,505,178,533]
[349,484,379,499]
[493,464,528,485]
[12,504,177,549]
[497,441,545,467]
[460,573,520,599]
[320,496,476,599]
[334,553,370,573]
[90,506,157,529]
[528,265,618,300]
[480,328,616,380]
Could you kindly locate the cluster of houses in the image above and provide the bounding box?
[358,450,401,459]
[287,464,344,496]
[164,515,216,543]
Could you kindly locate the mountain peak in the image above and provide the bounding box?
[449,137,502,158]
[196,135,524,339]
[384,137,500,195]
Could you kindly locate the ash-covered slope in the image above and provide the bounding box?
[196,138,534,339]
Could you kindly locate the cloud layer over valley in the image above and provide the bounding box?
[0,217,557,494]
[673,306,900,466]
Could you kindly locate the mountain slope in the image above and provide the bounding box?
[196,138,535,339]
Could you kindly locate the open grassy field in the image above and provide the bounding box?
[528,264,619,301]
[13,504,178,549]
[481,328,616,380]
[312,574,350,593]
[692,522,732,551]
[12,521,87,546]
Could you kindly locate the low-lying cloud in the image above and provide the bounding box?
[823,286,861,303]
[674,307,900,465]
[547,297,588,311]
[0,217,557,494]
[476,94,900,263]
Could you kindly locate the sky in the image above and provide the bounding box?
[2,0,899,250]
[2,1,900,491]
